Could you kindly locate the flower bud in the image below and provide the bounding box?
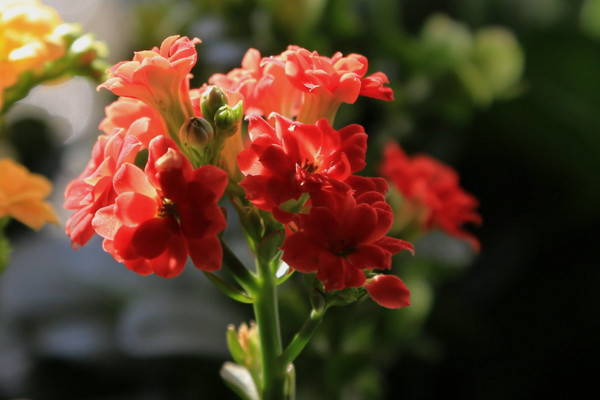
[201,85,228,123]
[179,116,214,149]
[365,274,411,309]
[214,100,243,138]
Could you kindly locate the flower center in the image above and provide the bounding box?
[301,158,319,174]
[158,197,178,218]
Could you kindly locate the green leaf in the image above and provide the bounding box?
[203,272,254,303]
[220,362,260,400]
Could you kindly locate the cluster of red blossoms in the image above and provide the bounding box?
[379,142,482,250]
[64,36,478,309]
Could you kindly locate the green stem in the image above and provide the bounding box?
[280,308,326,366]
[253,257,286,400]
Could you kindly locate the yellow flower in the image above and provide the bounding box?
[0,158,58,230]
[0,0,66,100]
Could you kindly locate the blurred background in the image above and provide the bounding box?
[1,0,599,399]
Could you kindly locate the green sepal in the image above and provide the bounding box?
[220,362,260,400]
[326,286,367,308]
[226,325,247,366]
[203,272,254,304]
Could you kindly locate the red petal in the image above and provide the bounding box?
[187,235,223,271]
[131,217,175,259]
[281,232,323,273]
[365,275,410,309]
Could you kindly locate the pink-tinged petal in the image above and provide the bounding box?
[115,192,158,226]
[66,209,95,248]
[115,134,143,166]
[187,235,223,271]
[92,204,121,240]
[335,72,362,104]
[113,163,156,197]
[365,275,410,309]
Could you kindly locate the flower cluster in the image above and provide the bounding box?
[379,141,482,249]
[65,36,229,277]
[63,35,478,309]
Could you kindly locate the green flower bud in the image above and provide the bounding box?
[215,100,243,138]
[179,116,214,149]
[201,85,228,123]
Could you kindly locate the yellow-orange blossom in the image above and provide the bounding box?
[0,0,66,108]
[0,159,58,230]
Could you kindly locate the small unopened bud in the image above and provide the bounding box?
[215,100,243,138]
[201,85,228,123]
[179,116,214,149]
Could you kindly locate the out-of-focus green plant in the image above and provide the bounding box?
[401,13,524,123]
[580,0,600,39]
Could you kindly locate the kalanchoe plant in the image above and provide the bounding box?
[64,35,481,400]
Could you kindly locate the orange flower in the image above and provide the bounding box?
[0,158,58,230]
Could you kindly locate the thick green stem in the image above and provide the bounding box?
[253,258,286,400]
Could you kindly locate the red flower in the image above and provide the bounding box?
[92,136,228,277]
[379,141,482,249]
[64,132,142,248]
[281,186,413,291]
[237,113,367,214]
[365,274,411,309]
[98,36,201,132]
